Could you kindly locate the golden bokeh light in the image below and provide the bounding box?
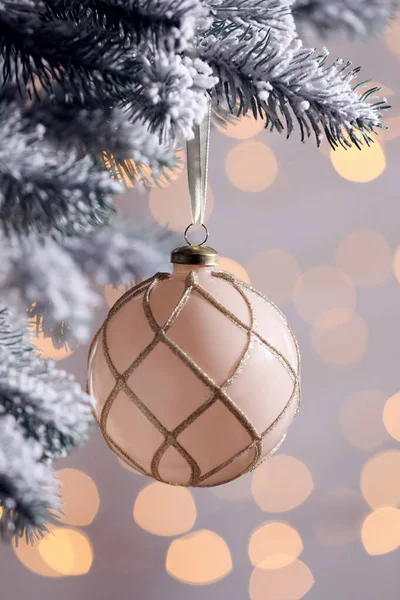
[249,559,314,600]
[340,390,390,451]
[335,230,392,288]
[134,482,196,536]
[360,450,400,509]
[38,526,93,576]
[57,468,100,527]
[361,507,400,556]
[225,141,278,193]
[393,245,400,283]
[248,522,303,569]
[104,149,184,189]
[312,314,368,366]
[219,257,251,283]
[330,140,386,183]
[383,392,400,441]
[149,176,214,232]
[13,539,63,578]
[252,455,313,513]
[312,489,368,547]
[385,16,400,59]
[247,249,301,304]
[104,282,136,308]
[293,266,356,329]
[215,114,265,139]
[212,474,252,503]
[166,530,232,585]
[30,332,73,360]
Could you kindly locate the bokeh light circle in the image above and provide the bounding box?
[215,114,265,139]
[150,177,214,231]
[383,392,400,441]
[247,250,301,304]
[335,230,392,288]
[330,141,386,183]
[29,330,73,360]
[248,522,303,569]
[249,559,314,600]
[219,257,251,283]
[57,468,100,527]
[38,526,93,576]
[361,507,400,556]
[225,141,278,192]
[166,530,232,585]
[312,314,368,366]
[134,482,196,536]
[311,488,368,547]
[340,390,390,451]
[361,450,400,509]
[252,455,313,513]
[293,267,356,329]
[13,539,63,578]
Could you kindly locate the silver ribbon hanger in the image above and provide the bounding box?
[186,95,212,238]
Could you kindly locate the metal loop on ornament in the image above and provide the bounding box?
[184,223,209,247]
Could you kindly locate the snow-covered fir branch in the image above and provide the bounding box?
[124,51,217,139]
[0,0,137,101]
[199,32,388,147]
[0,237,99,346]
[0,222,173,349]
[47,0,211,51]
[0,412,57,543]
[0,88,120,236]
[0,349,93,461]
[209,0,297,45]
[64,220,172,286]
[293,0,397,38]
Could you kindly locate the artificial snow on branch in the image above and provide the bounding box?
[25,99,178,181]
[0,306,94,542]
[199,32,388,147]
[0,412,57,543]
[124,51,217,139]
[209,0,297,45]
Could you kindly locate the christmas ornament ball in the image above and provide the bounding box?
[88,245,300,487]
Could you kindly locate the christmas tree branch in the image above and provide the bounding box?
[0,0,137,102]
[199,32,388,147]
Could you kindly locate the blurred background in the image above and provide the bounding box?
[2,15,400,600]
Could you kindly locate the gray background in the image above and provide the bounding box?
[2,21,400,600]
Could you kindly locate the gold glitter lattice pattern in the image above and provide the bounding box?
[88,269,301,487]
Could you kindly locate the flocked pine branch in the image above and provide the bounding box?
[209,0,297,45]
[0,0,138,102]
[0,306,94,542]
[24,98,179,185]
[293,0,397,38]
[48,0,211,50]
[0,236,99,346]
[64,219,172,286]
[0,412,57,543]
[0,86,120,236]
[124,51,217,139]
[199,32,388,147]
[0,349,93,461]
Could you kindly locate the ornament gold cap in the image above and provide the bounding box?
[171,245,219,266]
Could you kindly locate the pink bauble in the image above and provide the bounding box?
[88,257,300,487]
